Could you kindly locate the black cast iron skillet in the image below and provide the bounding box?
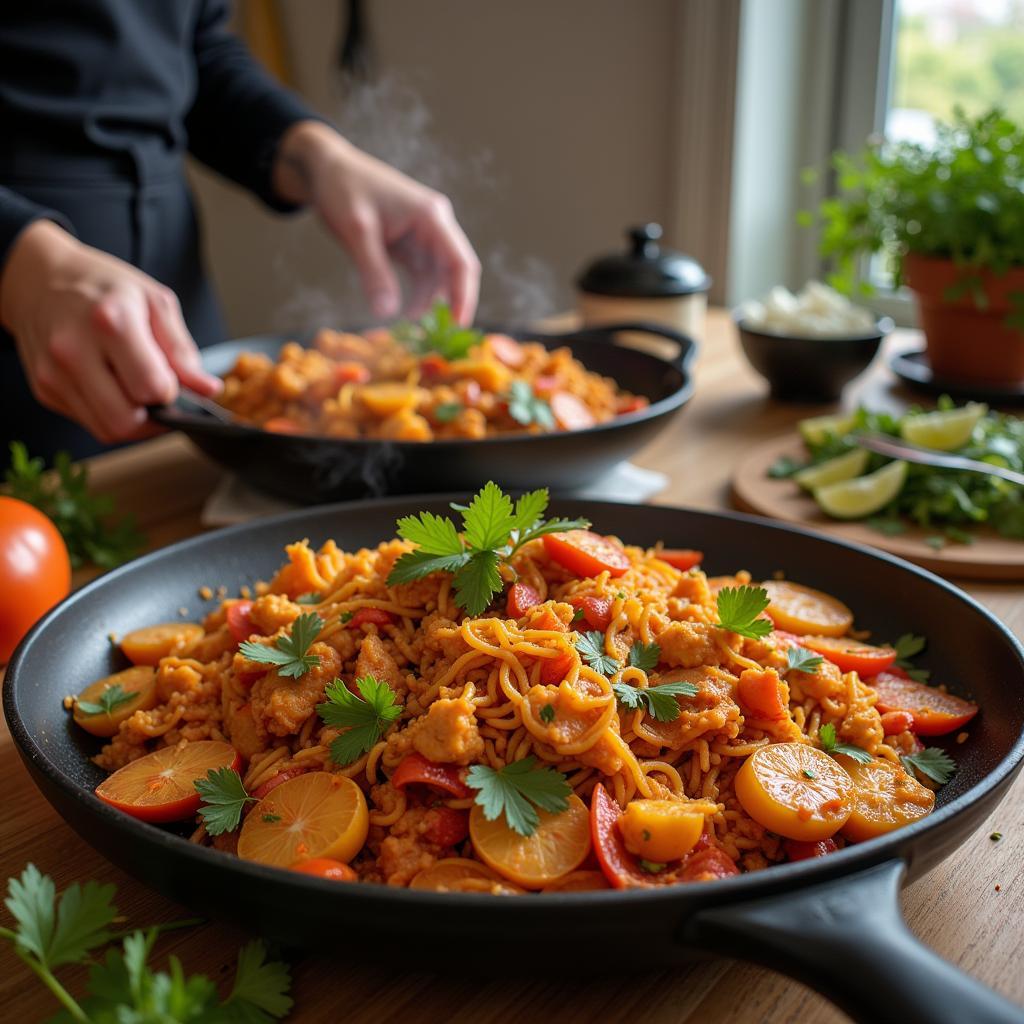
[5,499,1024,1024]
[150,322,696,502]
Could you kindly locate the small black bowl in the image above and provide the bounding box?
[735,315,891,402]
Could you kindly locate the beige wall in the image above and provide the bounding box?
[189,0,680,337]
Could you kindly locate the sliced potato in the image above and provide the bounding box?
[121,622,203,665]
[74,666,157,737]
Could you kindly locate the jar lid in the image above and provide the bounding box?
[576,224,711,298]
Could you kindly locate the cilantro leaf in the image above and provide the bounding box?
[715,586,773,640]
[222,940,294,1021]
[294,592,321,605]
[395,510,464,556]
[511,489,550,535]
[628,640,661,672]
[318,676,402,766]
[387,548,471,585]
[891,633,931,681]
[612,679,698,722]
[4,863,117,969]
[638,859,667,874]
[462,481,516,552]
[393,300,482,360]
[539,704,556,724]
[195,768,255,836]
[239,612,324,679]
[453,549,502,616]
[507,380,555,430]
[902,748,957,785]
[75,683,136,717]
[512,515,593,552]
[818,721,873,763]
[434,402,463,423]
[785,647,824,674]
[575,630,621,675]
[465,756,572,836]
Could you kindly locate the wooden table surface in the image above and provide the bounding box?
[2,308,1022,1023]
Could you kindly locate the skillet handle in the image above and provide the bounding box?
[686,860,1023,1024]
[561,321,698,374]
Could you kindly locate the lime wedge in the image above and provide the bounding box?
[900,402,988,451]
[814,460,908,519]
[798,412,857,446]
[793,448,870,491]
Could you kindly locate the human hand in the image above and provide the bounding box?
[275,121,480,325]
[0,220,221,443]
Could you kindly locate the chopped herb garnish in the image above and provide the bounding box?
[638,859,667,874]
[902,747,957,785]
[386,482,589,616]
[294,592,321,605]
[262,814,282,824]
[891,633,931,682]
[715,585,773,640]
[990,831,1003,842]
[76,683,135,717]
[339,610,355,624]
[642,829,652,842]
[627,640,661,672]
[507,380,555,430]
[615,591,627,601]
[571,607,586,623]
[317,676,402,766]
[194,768,255,836]
[392,300,482,360]
[539,704,556,724]
[238,612,324,679]
[785,647,824,674]
[575,631,621,676]
[434,401,463,423]
[465,756,572,837]
[802,768,817,779]
[818,721,873,763]
[612,679,698,722]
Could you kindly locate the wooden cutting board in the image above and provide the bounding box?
[731,433,1024,581]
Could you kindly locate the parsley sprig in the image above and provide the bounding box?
[195,767,255,836]
[386,482,590,615]
[902,747,957,785]
[613,679,699,722]
[239,612,324,679]
[393,300,482,360]
[715,586,773,640]
[891,633,932,682]
[575,631,621,675]
[1,864,291,1022]
[818,722,873,763]
[317,676,402,766]
[785,646,824,674]
[76,683,136,717]
[628,640,661,672]
[466,756,572,837]
[507,380,555,430]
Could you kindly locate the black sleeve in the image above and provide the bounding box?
[0,187,74,271]
[184,0,320,211]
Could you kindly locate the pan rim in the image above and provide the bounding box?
[5,497,1024,909]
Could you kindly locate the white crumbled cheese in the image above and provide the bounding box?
[740,281,876,338]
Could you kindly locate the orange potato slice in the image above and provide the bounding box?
[761,581,853,637]
[359,383,425,417]
[617,800,705,863]
[541,869,610,892]
[120,622,204,665]
[840,757,935,843]
[73,666,157,737]
[409,857,524,894]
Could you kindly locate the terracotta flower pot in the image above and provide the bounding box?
[903,253,1024,384]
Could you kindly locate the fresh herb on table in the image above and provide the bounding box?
[4,441,144,569]
[507,380,555,430]
[392,300,482,360]
[627,640,661,672]
[386,482,590,616]
[715,585,773,640]
[539,703,556,724]
[575,631,621,676]
[612,679,698,723]
[465,756,572,837]
[785,647,824,674]
[990,832,1003,842]
[317,676,402,766]
[867,515,908,537]
[891,633,931,682]
[902,747,957,785]
[817,722,873,763]
[239,612,324,679]
[195,767,256,835]
[434,401,463,423]
[1,864,292,1021]
[768,455,805,479]
[75,683,135,717]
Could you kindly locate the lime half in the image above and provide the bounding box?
[900,403,987,452]
[793,448,870,491]
[814,460,908,519]
[798,412,857,446]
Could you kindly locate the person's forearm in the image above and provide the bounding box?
[273,120,351,207]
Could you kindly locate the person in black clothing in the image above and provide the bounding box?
[0,1,480,465]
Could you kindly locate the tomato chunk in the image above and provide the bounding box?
[532,375,560,397]
[226,601,254,645]
[869,671,978,736]
[543,530,630,578]
[423,806,470,847]
[784,837,839,862]
[538,649,575,684]
[617,396,649,416]
[390,752,472,799]
[347,608,395,629]
[251,767,310,801]
[569,595,613,631]
[657,548,704,571]
[550,392,596,431]
[801,636,897,676]
[879,710,915,735]
[333,362,371,386]
[290,857,358,882]
[486,334,526,368]
[678,846,740,882]
[506,582,542,619]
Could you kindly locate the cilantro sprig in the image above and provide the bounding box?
[239,612,324,679]
[613,679,699,722]
[195,767,255,836]
[386,482,590,615]
[575,631,621,676]
[317,676,402,766]
[1,864,291,1022]
[785,646,824,674]
[507,380,555,430]
[818,721,873,763]
[891,633,932,682]
[465,756,572,837]
[392,300,482,360]
[902,747,957,785]
[715,586,773,640]
[628,640,661,672]
[76,683,136,717]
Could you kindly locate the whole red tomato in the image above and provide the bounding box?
[0,496,71,663]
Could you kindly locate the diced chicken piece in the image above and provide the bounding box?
[250,642,341,736]
[409,697,484,765]
[355,634,403,690]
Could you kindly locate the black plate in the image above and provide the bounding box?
[5,499,1024,1023]
[151,322,697,502]
[890,348,1024,406]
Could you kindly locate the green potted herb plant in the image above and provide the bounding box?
[807,108,1024,384]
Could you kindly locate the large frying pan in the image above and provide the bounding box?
[150,322,696,502]
[5,498,1024,1024]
